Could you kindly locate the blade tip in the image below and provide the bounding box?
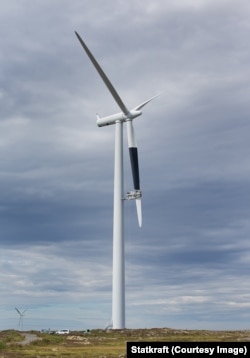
[136,198,142,227]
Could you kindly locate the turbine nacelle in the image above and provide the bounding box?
[96,109,142,127]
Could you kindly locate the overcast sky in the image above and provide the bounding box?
[1,0,250,331]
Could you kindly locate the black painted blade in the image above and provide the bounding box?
[129,147,140,190]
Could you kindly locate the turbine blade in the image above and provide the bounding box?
[126,119,142,227]
[15,307,21,315]
[126,120,140,190]
[136,198,142,227]
[133,94,160,111]
[75,31,129,115]
[129,147,140,190]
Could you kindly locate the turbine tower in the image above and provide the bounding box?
[15,307,27,331]
[75,31,156,329]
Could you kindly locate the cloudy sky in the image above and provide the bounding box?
[1,0,250,331]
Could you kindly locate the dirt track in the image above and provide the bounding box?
[19,333,41,345]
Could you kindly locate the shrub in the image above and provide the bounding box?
[0,341,6,350]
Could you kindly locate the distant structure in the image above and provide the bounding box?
[105,320,113,330]
[15,307,27,331]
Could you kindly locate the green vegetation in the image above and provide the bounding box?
[0,328,249,357]
[0,329,24,344]
[0,340,6,349]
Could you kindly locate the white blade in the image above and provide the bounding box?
[126,119,136,147]
[133,94,160,112]
[75,31,130,115]
[136,198,142,227]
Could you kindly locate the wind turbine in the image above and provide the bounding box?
[15,307,27,331]
[75,31,157,329]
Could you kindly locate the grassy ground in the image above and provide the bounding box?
[0,328,250,357]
